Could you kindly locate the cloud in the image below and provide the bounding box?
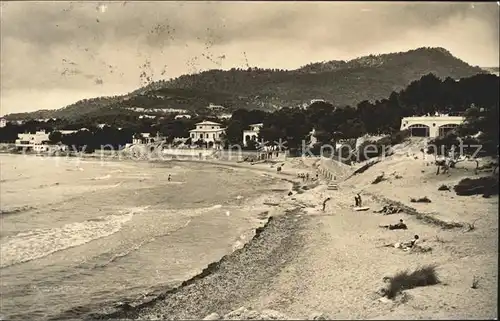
[0,1,498,114]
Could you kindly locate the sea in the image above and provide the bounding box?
[0,154,287,320]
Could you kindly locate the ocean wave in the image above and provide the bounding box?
[0,205,35,216]
[66,167,84,172]
[84,218,193,270]
[0,206,149,268]
[91,174,111,180]
[0,176,31,183]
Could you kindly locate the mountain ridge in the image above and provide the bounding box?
[4,47,486,121]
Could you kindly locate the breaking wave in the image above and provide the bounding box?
[0,206,149,268]
[0,205,35,216]
[91,174,111,180]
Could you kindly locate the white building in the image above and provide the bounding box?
[174,114,192,120]
[132,132,165,145]
[189,120,225,144]
[206,103,226,111]
[15,131,50,146]
[0,118,7,128]
[400,114,465,138]
[59,130,79,135]
[218,113,232,120]
[243,123,263,147]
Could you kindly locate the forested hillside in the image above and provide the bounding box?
[4,47,485,121]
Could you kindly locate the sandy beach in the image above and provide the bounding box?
[86,141,497,320]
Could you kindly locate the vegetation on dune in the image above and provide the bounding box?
[382,265,440,299]
[454,177,499,197]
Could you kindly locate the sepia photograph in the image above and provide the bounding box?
[0,1,498,320]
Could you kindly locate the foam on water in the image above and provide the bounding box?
[0,206,149,268]
[91,174,111,180]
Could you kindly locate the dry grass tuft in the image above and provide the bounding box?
[410,196,432,203]
[383,265,440,299]
[463,218,480,233]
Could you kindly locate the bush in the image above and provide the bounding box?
[410,196,432,203]
[454,176,499,196]
[438,184,450,191]
[354,132,406,162]
[389,129,410,145]
[356,139,391,162]
[384,265,440,299]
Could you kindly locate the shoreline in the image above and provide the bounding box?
[83,207,307,320]
[7,147,496,319]
[41,157,308,320]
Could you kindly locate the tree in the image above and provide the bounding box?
[224,120,245,146]
[49,131,63,144]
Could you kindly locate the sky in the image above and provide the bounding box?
[1,1,499,116]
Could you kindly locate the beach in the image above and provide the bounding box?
[90,143,496,320]
[1,146,498,320]
[0,154,291,320]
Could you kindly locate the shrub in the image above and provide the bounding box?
[454,176,499,196]
[356,139,391,162]
[384,265,440,299]
[389,129,410,145]
[410,196,432,203]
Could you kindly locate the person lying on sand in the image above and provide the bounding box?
[382,235,419,251]
[379,219,408,230]
[322,197,332,211]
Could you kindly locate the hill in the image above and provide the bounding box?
[4,47,485,121]
[482,66,499,76]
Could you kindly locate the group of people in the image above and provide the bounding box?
[297,172,320,182]
[318,189,421,252]
[379,219,422,251]
[297,172,310,181]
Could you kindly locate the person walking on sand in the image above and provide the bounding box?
[168,174,172,182]
[322,197,331,212]
[355,193,362,207]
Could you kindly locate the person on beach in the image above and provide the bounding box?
[354,194,361,207]
[306,173,310,181]
[382,235,419,251]
[168,174,172,181]
[322,197,331,211]
[379,219,408,230]
[356,193,362,207]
